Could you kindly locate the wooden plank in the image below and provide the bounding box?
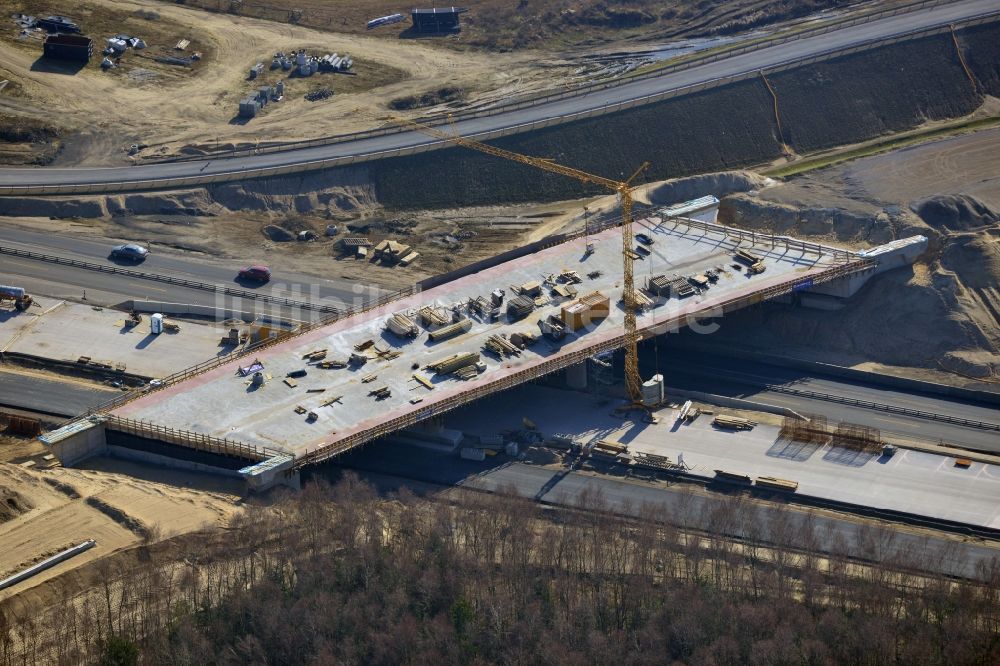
[412,373,434,390]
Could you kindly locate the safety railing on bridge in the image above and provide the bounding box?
[105,415,280,462]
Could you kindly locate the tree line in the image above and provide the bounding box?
[1,474,997,664]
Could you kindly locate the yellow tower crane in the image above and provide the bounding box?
[393,116,650,404]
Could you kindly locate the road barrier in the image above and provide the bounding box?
[761,384,1000,432]
[0,244,339,314]
[1,9,997,196]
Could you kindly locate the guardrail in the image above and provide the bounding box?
[2,9,997,197]
[105,414,280,462]
[144,0,961,165]
[763,385,1000,431]
[0,244,340,314]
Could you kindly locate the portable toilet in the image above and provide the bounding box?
[150,313,164,335]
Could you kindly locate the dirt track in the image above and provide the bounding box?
[0,459,241,602]
[763,125,1000,211]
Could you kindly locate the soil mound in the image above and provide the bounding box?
[0,486,32,523]
[912,194,999,232]
[263,225,295,242]
[642,171,769,206]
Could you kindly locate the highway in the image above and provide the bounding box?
[653,346,1000,452]
[0,369,115,417]
[323,440,1000,580]
[0,0,996,192]
[0,227,378,312]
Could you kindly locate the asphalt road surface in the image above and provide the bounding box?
[0,227,379,312]
[321,440,1000,580]
[0,0,995,191]
[0,369,116,417]
[653,347,1000,452]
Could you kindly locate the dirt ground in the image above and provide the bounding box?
[713,127,1000,383]
[0,458,242,601]
[0,0,554,164]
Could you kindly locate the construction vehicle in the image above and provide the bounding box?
[0,285,33,311]
[394,115,649,405]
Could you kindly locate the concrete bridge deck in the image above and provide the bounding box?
[111,216,868,465]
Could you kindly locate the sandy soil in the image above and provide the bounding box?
[714,128,1000,383]
[0,0,551,163]
[0,459,242,600]
[764,126,1000,212]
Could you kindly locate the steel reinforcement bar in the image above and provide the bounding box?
[2,10,998,197]
[293,258,876,468]
[0,244,339,314]
[145,0,964,166]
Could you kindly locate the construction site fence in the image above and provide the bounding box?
[144,0,970,166]
[104,415,279,463]
[293,258,876,468]
[0,244,338,314]
[3,10,999,197]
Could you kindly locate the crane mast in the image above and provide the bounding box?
[394,116,649,404]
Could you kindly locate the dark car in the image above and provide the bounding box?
[110,243,149,261]
[238,265,271,283]
[635,233,654,245]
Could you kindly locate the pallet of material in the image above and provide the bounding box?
[427,352,480,374]
[712,415,756,430]
[368,386,391,399]
[507,295,535,319]
[669,277,695,297]
[453,365,479,380]
[593,439,628,455]
[755,476,799,492]
[418,305,450,327]
[483,334,520,357]
[302,349,327,361]
[428,318,472,342]
[386,312,419,338]
[552,283,578,299]
[399,252,419,266]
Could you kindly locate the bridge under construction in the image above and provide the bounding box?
[41,204,924,489]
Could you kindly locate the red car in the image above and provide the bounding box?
[238,265,271,283]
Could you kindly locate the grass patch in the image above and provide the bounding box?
[763,115,1000,178]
